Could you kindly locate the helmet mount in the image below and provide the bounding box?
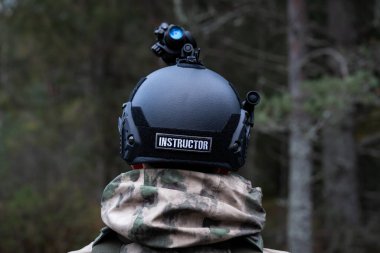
[151,22,201,65]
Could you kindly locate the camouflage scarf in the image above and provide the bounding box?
[101,169,266,249]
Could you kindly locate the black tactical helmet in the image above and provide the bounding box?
[118,23,260,171]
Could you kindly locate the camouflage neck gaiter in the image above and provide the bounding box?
[101,169,265,249]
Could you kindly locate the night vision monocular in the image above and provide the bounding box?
[151,22,199,65]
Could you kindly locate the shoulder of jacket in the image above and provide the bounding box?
[92,227,130,253]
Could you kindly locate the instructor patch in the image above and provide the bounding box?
[155,133,212,153]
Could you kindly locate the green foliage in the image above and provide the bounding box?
[255,92,291,129]
[0,0,379,252]
[303,71,379,117]
[0,183,101,253]
[255,71,379,129]
[0,1,164,252]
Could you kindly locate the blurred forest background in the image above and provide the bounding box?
[0,0,379,253]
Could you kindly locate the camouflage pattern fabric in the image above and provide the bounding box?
[101,169,266,249]
[69,243,288,253]
[118,245,289,253]
[119,243,235,253]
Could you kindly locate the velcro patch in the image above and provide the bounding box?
[155,133,212,153]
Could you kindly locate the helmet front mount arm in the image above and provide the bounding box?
[151,22,201,66]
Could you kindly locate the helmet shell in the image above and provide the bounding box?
[118,63,251,170]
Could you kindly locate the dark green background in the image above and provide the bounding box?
[0,1,379,252]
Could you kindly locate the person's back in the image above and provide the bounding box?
[70,169,270,253]
[68,23,288,253]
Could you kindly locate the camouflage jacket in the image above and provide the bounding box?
[69,168,284,253]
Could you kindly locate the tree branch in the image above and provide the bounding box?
[359,133,380,147]
[223,37,286,64]
[298,47,349,78]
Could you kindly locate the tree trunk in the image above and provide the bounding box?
[323,1,362,252]
[322,108,361,253]
[287,1,313,253]
[327,0,357,46]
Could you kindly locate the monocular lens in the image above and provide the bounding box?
[169,26,184,40]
